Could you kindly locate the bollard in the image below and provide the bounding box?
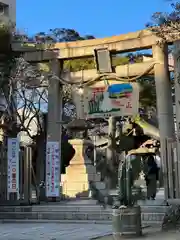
[112,205,142,239]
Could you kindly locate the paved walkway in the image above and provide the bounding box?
[0,223,180,239]
[0,223,112,240]
[94,228,180,239]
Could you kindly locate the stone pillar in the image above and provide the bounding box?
[61,139,106,198]
[174,40,180,197]
[23,146,32,203]
[46,59,63,201]
[106,116,116,190]
[36,134,46,201]
[152,43,176,199]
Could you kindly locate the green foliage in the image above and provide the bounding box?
[62,84,72,103]
[112,54,142,67]
[88,93,104,114]
[15,28,95,44]
[64,58,95,71]
[63,54,144,72]
[147,0,180,41]
[0,20,14,36]
[138,76,156,108]
[49,28,95,42]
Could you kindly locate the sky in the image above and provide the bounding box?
[16,0,172,38]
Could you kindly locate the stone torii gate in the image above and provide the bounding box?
[18,29,178,200]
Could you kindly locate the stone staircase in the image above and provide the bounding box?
[0,199,169,227]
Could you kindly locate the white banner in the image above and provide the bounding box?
[46,141,60,197]
[7,138,19,194]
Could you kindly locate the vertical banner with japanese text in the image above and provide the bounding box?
[46,141,60,197]
[7,138,19,195]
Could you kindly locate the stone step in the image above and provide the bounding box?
[32,207,109,213]
[0,204,169,213]
[62,174,101,182]
[0,211,111,220]
[66,165,96,172]
[62,182,89,191]
[0,211,165,223]
[31,207,110,213]
[141,206,169,213]
[62,182,106,198]
[0,219,112,224]
[138,199,167,206]
[0,219,161,228]
[0,203,168,227]
[62,181,105,191]
[31,206,168,213]
[0,207,109,213]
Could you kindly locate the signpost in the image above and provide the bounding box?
[7,138,19,199]
[74,82,139,119]
[46,141,60,197]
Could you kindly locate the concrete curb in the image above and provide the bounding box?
[0,219,112,224]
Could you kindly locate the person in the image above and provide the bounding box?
[145,155,159,200]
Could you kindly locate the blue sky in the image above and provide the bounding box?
[16,0,171,38]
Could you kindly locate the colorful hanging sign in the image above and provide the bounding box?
[7,138,19,194]
[82,83,139,119]
[46,141,60,197]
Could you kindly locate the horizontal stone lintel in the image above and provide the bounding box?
[11,30,160,60]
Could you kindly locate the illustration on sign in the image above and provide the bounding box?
[83,83,139,119]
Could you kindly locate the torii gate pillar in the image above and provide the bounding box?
[174,40,180,198]
[46,59,63,201]
[152,43,177,199]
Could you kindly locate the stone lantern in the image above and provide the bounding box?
[61,119,106,199]
[66,119,94,139]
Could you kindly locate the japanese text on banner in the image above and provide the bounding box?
[46,141,60,197]
[7,138,19,194]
